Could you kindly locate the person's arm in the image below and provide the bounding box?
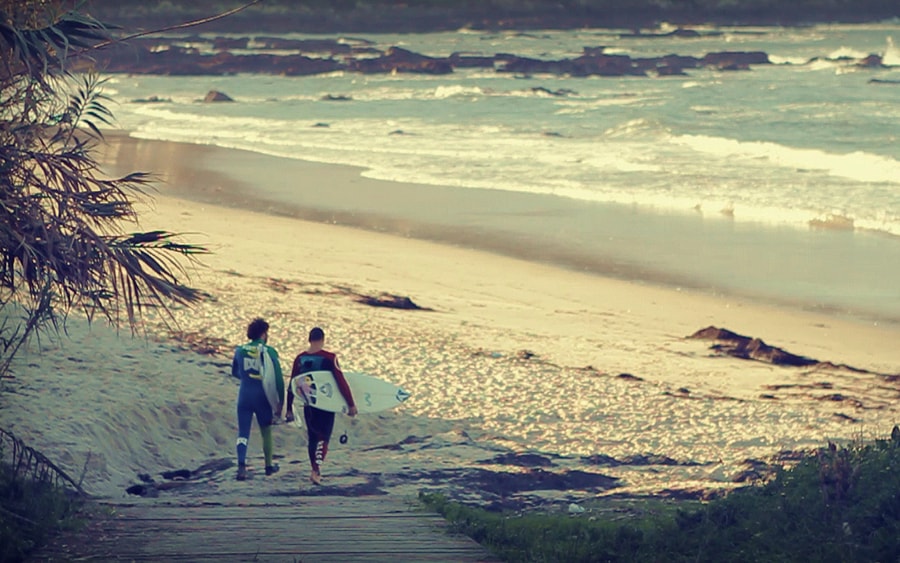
[330,354,357,415]
[290,354,303,378]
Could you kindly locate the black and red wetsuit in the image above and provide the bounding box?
[288,350,355,474]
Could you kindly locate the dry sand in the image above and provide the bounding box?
[2,139,898,509]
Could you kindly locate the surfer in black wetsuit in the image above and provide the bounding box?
[287,327,356,485]
[231,318,284,481]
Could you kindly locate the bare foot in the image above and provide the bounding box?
[309,470,322,485]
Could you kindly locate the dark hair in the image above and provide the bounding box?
[309,327,325,342]
[247,318,269,340]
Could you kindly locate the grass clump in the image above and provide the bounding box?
[0,430,89,563]
[422,430,900,562]
[0,464,85,563]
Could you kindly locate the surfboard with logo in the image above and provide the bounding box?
[291,371,410,415]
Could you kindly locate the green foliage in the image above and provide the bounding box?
[1,1,208,383]
[422,431,900,562]
[0,463,83,563]
[0,431,86,563]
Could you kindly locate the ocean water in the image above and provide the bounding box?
[102,23,900,323]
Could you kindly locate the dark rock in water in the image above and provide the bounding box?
[858,54,884,67]
[448,52,496,68]
[531,86,576,97]
[619,27,723,39]
[253,36,353,55]
[654,64,689,76]
[212,36,249,50]
[312,122,330,127]
[702,51,770,70]
[688,325,818,367]
[131,95,171,103]
[204,90,234,102]
[348,46,453,74]
[321,94,352,101]
[869,78,900,84]
[582,46,607,57]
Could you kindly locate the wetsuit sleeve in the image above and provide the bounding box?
[290,354,303,378]
[331,355,355,408]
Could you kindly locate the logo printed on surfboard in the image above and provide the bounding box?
[294,370,411,413]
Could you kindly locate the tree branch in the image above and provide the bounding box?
[92,0,264,50]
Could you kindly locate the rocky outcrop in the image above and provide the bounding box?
[354,292,432,310]
[701,51,770,70]
[347,47,453,74]
[619,27,724,39]
[858,54,884,67]
[78,35,777,78]
[689,326,818,366]
[203,90,233,102]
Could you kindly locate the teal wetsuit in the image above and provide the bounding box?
[231,339,284,470]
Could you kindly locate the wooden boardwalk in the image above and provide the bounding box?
[32,496,497,562]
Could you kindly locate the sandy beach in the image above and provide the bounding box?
[2,135,898,509]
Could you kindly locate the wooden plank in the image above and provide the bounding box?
[37,552,494,563]
[30,497,498,563]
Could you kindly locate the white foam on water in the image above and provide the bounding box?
[105,23,900,241]
[827,46,870,60]
[806,58,844,71]
[883,36,900,66]
[432,84,486,98]
[768,54,811,65]
[672,134,900,185]
[553,96,655,114]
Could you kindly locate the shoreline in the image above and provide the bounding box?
[100,132,900,328]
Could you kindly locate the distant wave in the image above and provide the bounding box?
[672,134,900,184]
[826,46,870,60]
[883,36,900,66]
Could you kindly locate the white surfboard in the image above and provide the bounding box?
[291,370,410,414]
[259,344,283,413]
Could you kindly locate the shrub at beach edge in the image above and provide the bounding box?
[421,429,900,562]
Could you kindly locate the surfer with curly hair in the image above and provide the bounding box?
[231,317,285,481]
[286,327,357,485]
